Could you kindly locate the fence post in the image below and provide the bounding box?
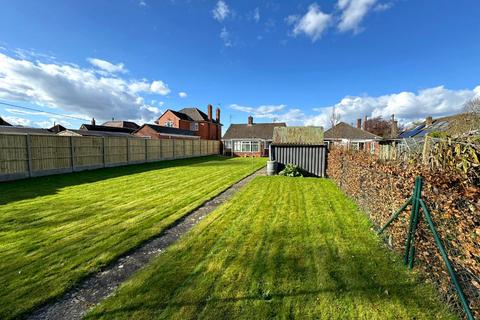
[70,136,75,172]
[102,137,106,167]
[126,138,130,164]
[159,139,162,160]
[145,139,148,162]
[172,139,175,159]
[26,134,33,177]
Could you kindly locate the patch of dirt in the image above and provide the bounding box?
[27,168,265,320]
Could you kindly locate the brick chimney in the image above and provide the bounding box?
[91,118,96,125]
[356,118,362,129]
[425,116,433,127]
[207,104,213,121]
[391,114,398,137]
[216,107,220,123]
[363,115,368,131]
[248,115,253,125]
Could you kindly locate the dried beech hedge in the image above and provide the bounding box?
[327,148,480,318]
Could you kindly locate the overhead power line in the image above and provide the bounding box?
[0,101,89,122]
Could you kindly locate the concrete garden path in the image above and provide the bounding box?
[27,168,265,320]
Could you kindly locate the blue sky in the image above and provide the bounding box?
[0,0,479,131]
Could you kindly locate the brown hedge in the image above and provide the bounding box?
[327,148,480,318]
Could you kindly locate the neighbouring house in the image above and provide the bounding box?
[222,116,287,157]
[101,120,140,131]
[49,124,67,134]
[155,105,221,140]
[57,129,134,138]
[133,124,200,140]
[324,121,382,153]
[398,113,479,139]
[0,117,12,126]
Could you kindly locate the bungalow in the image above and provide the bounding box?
[222,116,286,157]
[324,121,382,153]
[133,124,199,140]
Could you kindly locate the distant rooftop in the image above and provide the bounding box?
[324,122,381,140]
[223,122,287,140]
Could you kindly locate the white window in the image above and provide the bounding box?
[224,140,232,148]
[233,141,259,152]
[164,120,174,127]
[190,122,199,131]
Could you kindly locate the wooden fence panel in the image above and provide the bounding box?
[129,139,146,162]
[146,139,161,161]
[73,136,103,168]
[184,140,193,157]
[174,140,184,158]
[0,134,28,176]
[201,140,208,155]
[192,140,201,156]
[161,139,174,159]
[0,133,220,182]
[105,137,127,165]
[31,135,71,172]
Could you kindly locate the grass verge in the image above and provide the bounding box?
[87,176,456,320]
[0,155,265,319]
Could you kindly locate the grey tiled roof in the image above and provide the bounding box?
[223,122,287,140]
[324,122,381,140]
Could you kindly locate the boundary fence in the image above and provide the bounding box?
[0,133,220,182]
[327,148,479,319]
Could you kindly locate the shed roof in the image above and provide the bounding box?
[273,126,324,145]
[223,122,287,140]
[0,126,56,135]
[135,124,198,136]
[101,120,140,130]
[324,122,381,140]
[80,124,135,133]
[58,129,134,137]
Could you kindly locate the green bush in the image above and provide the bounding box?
[279,163,303,177]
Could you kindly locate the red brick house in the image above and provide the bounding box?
[155,105,221,140]
[222,116,287,157]
[133,124,199,140]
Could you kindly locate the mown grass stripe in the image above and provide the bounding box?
[86,177,456,320]
[0,156,265,319]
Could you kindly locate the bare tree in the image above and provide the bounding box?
[329,106,341,128]
[464,96,480,114]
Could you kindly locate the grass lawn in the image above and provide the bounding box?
[0,155,265,319]
[87,176,455,320]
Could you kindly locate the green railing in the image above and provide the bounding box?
[378,176,474,320]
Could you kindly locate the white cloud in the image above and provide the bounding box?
[374,2,393,12]
[178,92,188,98]
[212,0,230,22]
[220,27,233,47]
[150,80,171,95]
[306,85,480,128]
[337,0,377,33]
[88,58,127,74]
[138,0,147,7]
[230,104,305,125]
[253,7,260,22]
[0,52,170,121]
[287,3,332,42]
[2,115,32,126]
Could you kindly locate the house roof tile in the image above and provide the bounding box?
[223,122,287,140]
[324,122,381,140]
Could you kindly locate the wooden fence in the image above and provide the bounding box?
[0,134,221,182]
